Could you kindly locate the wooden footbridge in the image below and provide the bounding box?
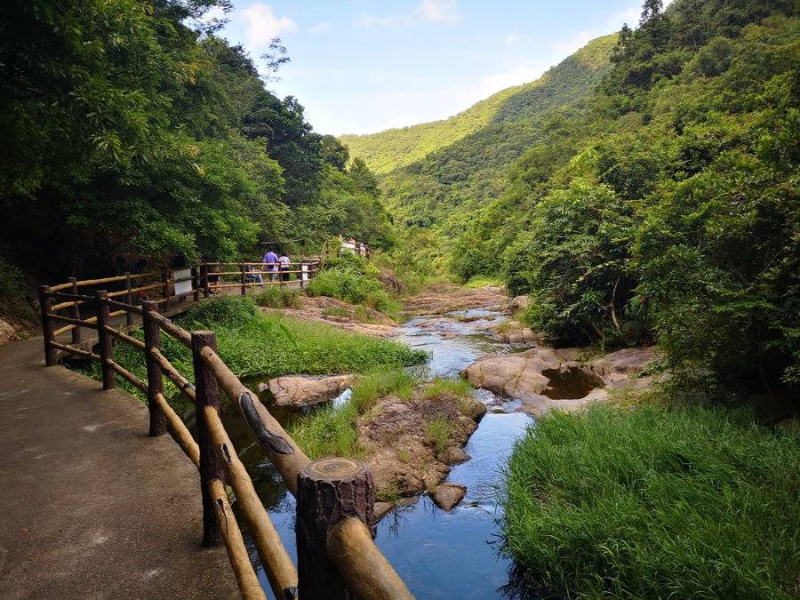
[4,260,412,599]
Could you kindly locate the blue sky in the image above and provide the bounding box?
[205,1,652,135]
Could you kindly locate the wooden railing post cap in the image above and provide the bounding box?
[94,289,108,298]
[301,457,369,483]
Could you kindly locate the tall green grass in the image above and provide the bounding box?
[289,368,416,459]
[75,297,426,401]
[502,403,800,599]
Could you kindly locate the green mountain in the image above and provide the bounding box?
[342,34,618,232]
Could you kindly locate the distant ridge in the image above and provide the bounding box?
[340,33,617,177]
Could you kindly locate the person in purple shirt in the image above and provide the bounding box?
[263,250,279,281]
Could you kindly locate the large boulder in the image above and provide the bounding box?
[461,347,656,417]
[432,483,467,511]
[267,374,354,407]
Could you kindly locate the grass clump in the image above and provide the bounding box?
[425,417,451,459]
[464,275,503,289]
[290,368,416,459]
[182,295,257,328]
[502,403,800,599]
[422,377,473,399]
[253,287,302,309]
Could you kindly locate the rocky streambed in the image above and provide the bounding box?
[221,287,656,598]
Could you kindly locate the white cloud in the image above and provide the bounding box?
[354,0,459,29]
[353,13,415,29]
[310,21,332,34]
[504,32,523,47]
[417,0,460,24]
[239,3,297,48]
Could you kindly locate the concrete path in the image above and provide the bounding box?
[0,336,240,599]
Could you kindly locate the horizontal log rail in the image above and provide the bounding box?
[107,326,146,351]
[50,341,100,361]
[36,251,406,600]
[107,359,147,393]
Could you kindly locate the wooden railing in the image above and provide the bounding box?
[37,272,413,600]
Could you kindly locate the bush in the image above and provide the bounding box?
[253,287,302,309]
[502,403,800,599]
[182,296,257,329]
[307,268,399,316]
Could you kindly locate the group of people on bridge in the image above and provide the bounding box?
[245,250,292,283]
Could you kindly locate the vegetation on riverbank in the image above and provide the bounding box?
[76,297,425,402]
[307,252,401,318]
[289,368,416,459]
[346,0,799,399]
[502,403,800,599]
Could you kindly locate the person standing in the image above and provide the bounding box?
[279,253,291,282]
[263,249,279,282]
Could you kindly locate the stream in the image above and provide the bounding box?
[220,307,535,599]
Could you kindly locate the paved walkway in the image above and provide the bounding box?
[0,336,240,599]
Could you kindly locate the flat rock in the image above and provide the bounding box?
[268,374,354,406]
[432,483,467,511]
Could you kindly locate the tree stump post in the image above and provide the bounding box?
[95,290,115,390]
[192,330,223,547]
[125,272,134,326]
[162,269,171,311]
[143,301,166,436]
[241,262,246,296]
[38,285,56,367]
[69,277,82,344]
[296,458,376,600]
[191,265,200,302]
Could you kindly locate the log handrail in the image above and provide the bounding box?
[198,345,311,497]
[36,254,407,600]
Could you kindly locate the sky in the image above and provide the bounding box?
[204,0,654,136]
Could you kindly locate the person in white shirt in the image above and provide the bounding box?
[278,254,291,282]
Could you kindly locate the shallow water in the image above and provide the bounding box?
[221,307,534,599]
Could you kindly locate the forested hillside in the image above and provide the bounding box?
[348,0,799,396]
[0,0,392,286]
[344,35,618,240]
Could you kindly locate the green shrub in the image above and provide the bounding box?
[253,287,302,309]
[182,296,257,329]
[307,268,399,316]
[502,403,800,599]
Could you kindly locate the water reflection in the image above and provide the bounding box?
[222,307,535,599]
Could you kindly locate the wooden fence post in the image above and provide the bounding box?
[95,290,115,390]
[202,262,211,298]
[125,273,134,326]
[162,269,171,311]
[143,301,166,436]
[38,285,56,367]
[241,262,246,296]
[192,330,223,547]
[69,277,82,344]
[296,457,376,600]
[192,265,200,302]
